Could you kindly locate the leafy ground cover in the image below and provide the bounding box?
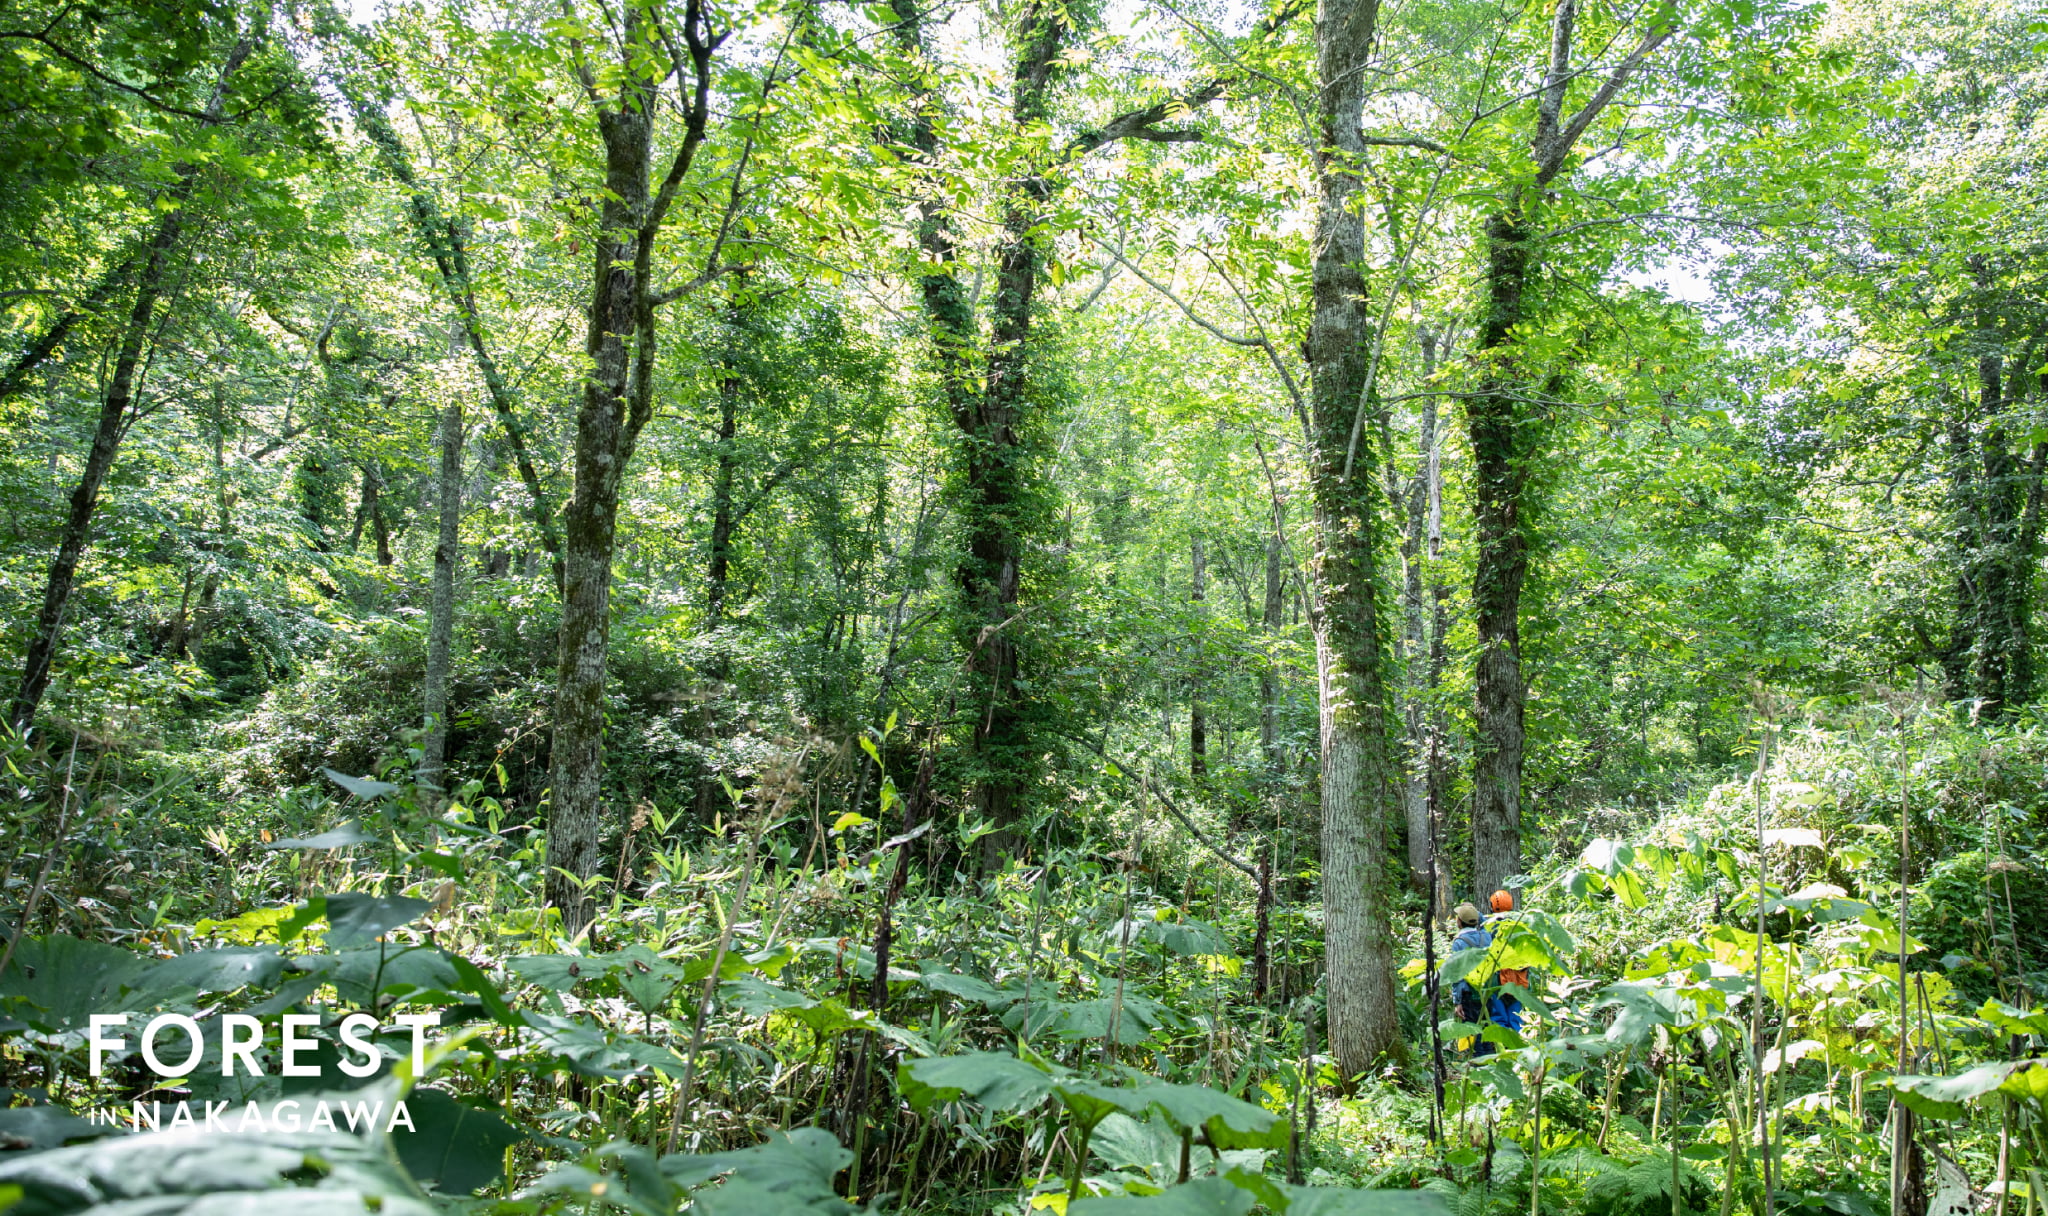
[2,708,2043,1216]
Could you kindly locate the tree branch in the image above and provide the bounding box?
[1535,12,1677,183]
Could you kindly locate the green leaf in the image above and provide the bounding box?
[267,824,375,850]
[1275,1184,1451,1215]
[1978,1000,2048,1038]
[0,1128,436,1216]
[1071,1176,1253,1215]
[509,953,593,991]
[0,936,170,1032]
[1123,1081,1282,1149]
[660,1129,853,1213]
[721,977,817,1017]
[919,971,1017,1007]
[0,1107,117,1152]
[600,945,689,1012]
[323,768,399,800]
[150,948,284,994]
[1888,1063,2015,1119]
[392,1089,527,1195]
[322,892,430,949]
[277,897,328,945]
[1139,919,1232,958]
[900,1051,1060,1113]
[448,955,521,1027]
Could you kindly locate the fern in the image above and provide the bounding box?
[1581,1150,1713,1216]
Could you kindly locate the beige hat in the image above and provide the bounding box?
[1453,902,1481,926]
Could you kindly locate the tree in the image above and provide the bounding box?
[11,31,260,732]
[543,0,730,932]
[1462,0,1675,898]
[1304,0,1402,1078]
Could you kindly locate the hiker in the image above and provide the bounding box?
[1446,896,1526,1056]
[1488,890,1528,1037]
[1447,903,1495,1054]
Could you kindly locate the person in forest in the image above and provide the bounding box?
[1446,903,1492,1053]
[1488,889,1529,1034]
[1447,897,1525,1056]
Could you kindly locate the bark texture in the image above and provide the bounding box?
[1467,212,1532,901]
[544,0,717,933]
[1190,536,1208,778]
[1307,0,1401,1081]
[422,392,464,793]
[1261,516,1285,776]
[1463,0,1672,897]
[1399,346,1439,890]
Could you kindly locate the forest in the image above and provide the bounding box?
[0,0,2043,1209]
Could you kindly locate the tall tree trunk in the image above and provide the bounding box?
[705,328,741,629]
[1971,327,2044,720]
[1190,535,1208,779]
[544,0,717,934]
[9,36,253,733]
[546,84,653,935]
[346,92,564,592]
[169,389,231,658]
[961,0,1065,866]
[1464,0,1672,898]
[422,392,464,793]
[363,462,395,566]
[1261,514,1285,777]
[1941,410,1979,703]
[1426,394,1454,914]
[1467,212,1532,901]
[1399,342,1437,890]
[1306,0,1400,1081]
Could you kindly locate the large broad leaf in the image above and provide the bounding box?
[1051,1079,1134,1132]
[1123,1082,1282,1150]
[322,769,399,800]
[517,1016,684,1080]
[292,946,458,1007]
[900,1052,1060,1113]
[322,893,430,949]
[0,937,172,1031]
[1594,982,1680,1046]
[1090,1114,1183,1181]
[392,1088,527,1195]
[267,824,375,851]
[508,953,594,991]
[721,977,818,1018]
[1071,1176,1254,1216]
[0,1128,436,1216]
[2000,1061,2048,1101]
[919,971,1018,1008]
[660,1128,853,1213]
[1139,920,1232,958]
[1979,1000,2048,1039]
[1007,994,1173,1045]
[600,945,689,1012]
[150,948,285,995]
[0,1108,116,1154]
[1889,1063,2016,1120]
[1273,1183,1452,1216]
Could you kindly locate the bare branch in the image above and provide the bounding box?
[1362,134,1448,153]
[1536,12,1677,183]
[1088,238,1265,347]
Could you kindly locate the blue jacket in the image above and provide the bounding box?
[1448,926,1491,1010]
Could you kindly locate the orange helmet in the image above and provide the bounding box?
[1490,889,1514,913]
